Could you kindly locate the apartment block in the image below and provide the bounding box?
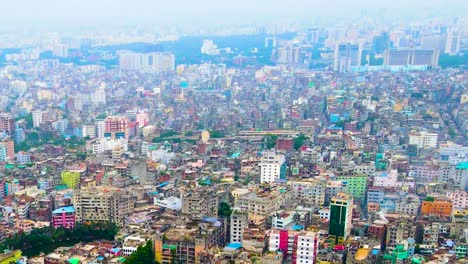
[73,187,135,226]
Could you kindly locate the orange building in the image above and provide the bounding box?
[421,196,453,217]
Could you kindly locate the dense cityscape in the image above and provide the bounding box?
[0,2,467,264]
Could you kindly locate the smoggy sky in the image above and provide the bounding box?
[1,0,466,30]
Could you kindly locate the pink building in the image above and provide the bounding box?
[52,206,75,229]
[446,191,468,209]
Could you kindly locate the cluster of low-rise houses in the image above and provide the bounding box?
[0,23,467,264]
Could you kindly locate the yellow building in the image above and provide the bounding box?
[0,250,22,264]
[61,171,81,189]
[453,208,468,217]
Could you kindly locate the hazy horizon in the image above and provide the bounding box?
[0,0,467,31]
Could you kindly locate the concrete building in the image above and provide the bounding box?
[336,175,367,200]
[384,49,439,68]
[154,196,182,211]
[421,195,453,217]
[409,131,438,149]
[104,116,129,139]
[235,189,292,218]
[268,230,318,263]
[32,110,43,128]
[328,193,353,245]
[181,188,218,219]
[0,113,15,134]
[73,187,135,226]
[154,217,226,264]
[395,195,420,216]
[61,171,81,189]
[123,235,149,256]
[51,206,75,229]
[260,151,286,183]
[230,208,248,244]
[119,51,175,72]
[333,43,362,72]
[290,180,325,206]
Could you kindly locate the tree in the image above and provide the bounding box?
[293,134,308,150]
[218,202,232,218]
[209,130,225,138]
[126,240,157,264]
[448,128,456,139]
[263,134,278,149]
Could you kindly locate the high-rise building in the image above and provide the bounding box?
[268,230,319,263]
[260,151,286,183]
[0,138,15,161]
[93,83,106,105]
[336,174,367,199]
[181,188,218,219]
[408,131,438,149]
[230,208,248,244]
[383,49,439,68]
[32,110,43,128]
[95,120,105,138]
[372,32,390,54]
[421,34,446,51]
[0,113,15,134]
[445,30,461,55]
[73,187,135,226]
[104,116,129,139]
[328,193,353,245]
[333,43,362,72]
[119,51,175,72]
[201,39,219,55]
[82,124,96,139]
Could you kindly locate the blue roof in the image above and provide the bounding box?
[202,216,218,223]
[158,182,169,188]
[226,243,242,249]
[292,224,304,231]
[53,206,75,214]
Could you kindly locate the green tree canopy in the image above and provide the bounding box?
[218,202,232,218]
[125,240,157,264]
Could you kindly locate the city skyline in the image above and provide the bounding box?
[0,0,467,31]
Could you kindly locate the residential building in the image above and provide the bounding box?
[61,171,81,189]
[154,217,226,264]
[260,151,286,183]
[52,206,75,229]
[0,113,14,134]
[73,187,135,226]
[104,116,129,139]
[336,175,367,200]
[268,229,318,263]
[153,196,182,211]
[409,131,438,149]
[230,208,248,244]
[290,180,326,206]
[421,196,453,217]
[0,250,22,264]
[32,110,43,128]
[181,188,218,219]
[123,235,149,256]
[235,189,292,218]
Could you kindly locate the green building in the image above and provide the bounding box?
[328,193,353,245]
[61,171,81,189]
[336,174,367,199]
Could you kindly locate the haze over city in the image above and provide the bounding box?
[0,1,467,264]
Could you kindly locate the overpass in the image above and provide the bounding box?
[237,130,300,137]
